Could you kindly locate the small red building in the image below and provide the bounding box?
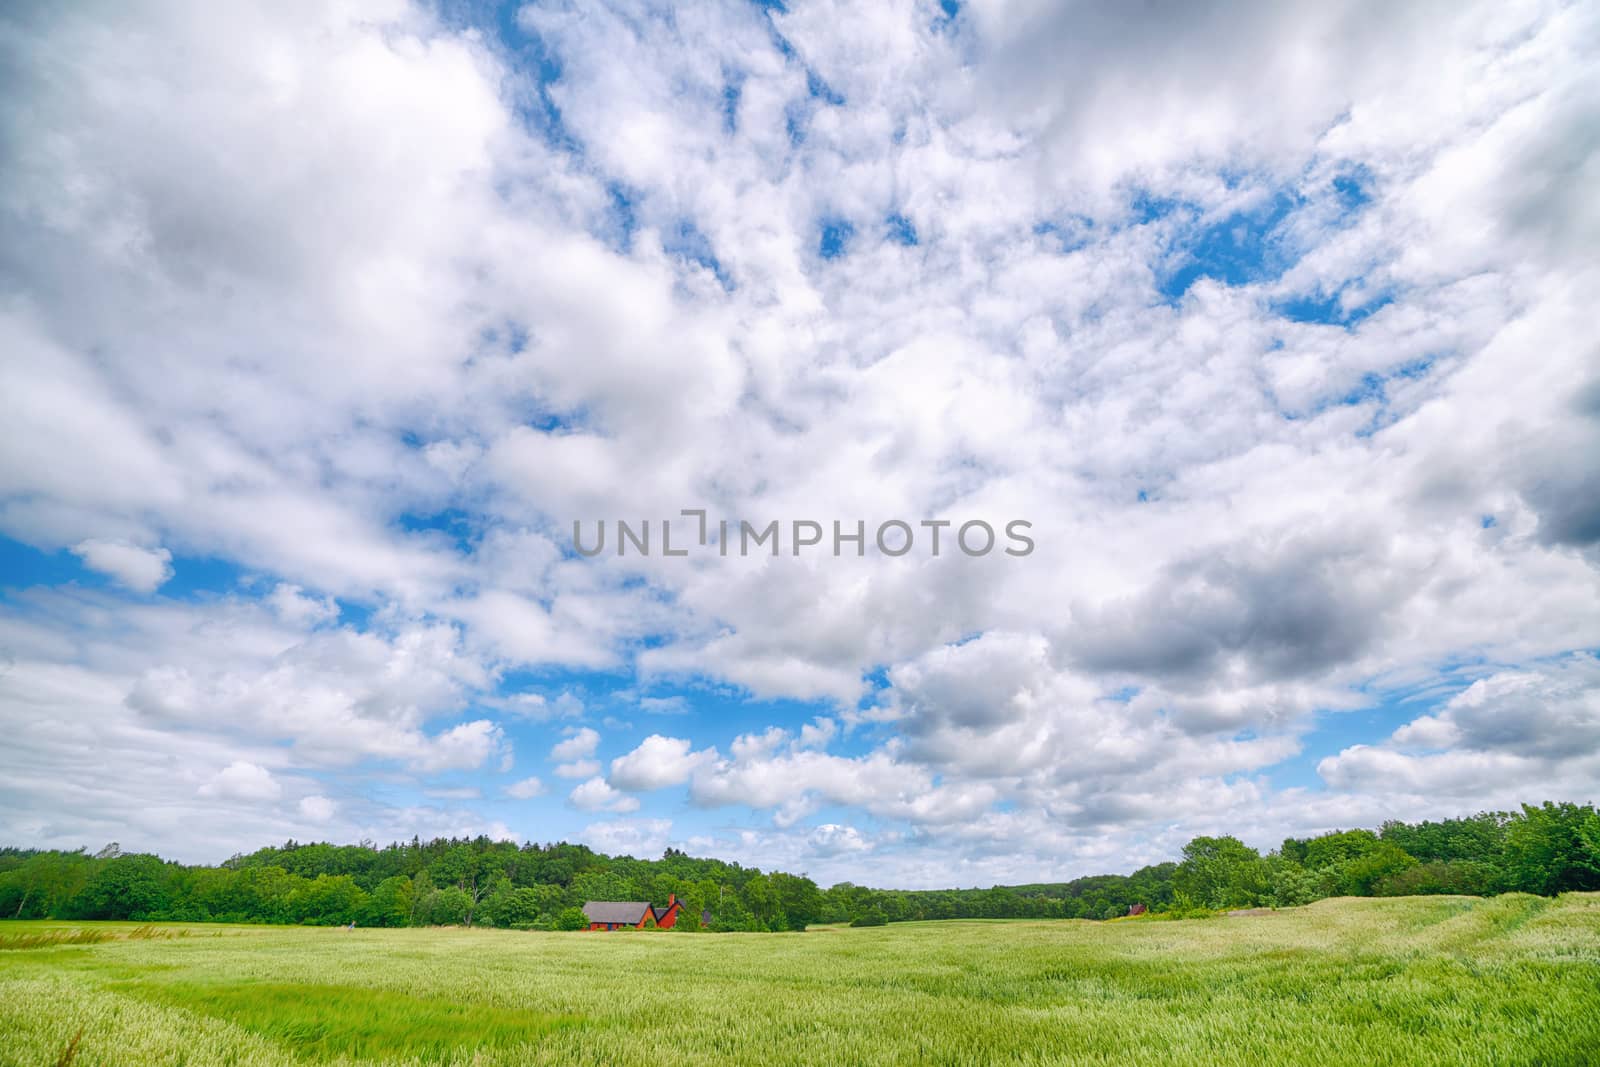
[582,894,684,931]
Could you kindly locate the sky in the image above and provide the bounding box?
[0,0,1597,889]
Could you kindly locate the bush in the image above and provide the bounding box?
[849,907,887,927]
[1376,860,1500,897]
[555,907,589,931]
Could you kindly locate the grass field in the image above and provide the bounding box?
[3,894,1599,1066]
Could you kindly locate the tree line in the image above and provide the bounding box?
[3,802,1596,931]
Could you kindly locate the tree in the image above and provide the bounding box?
[1174,836,1268,910]
[673,900,702,932]
[1303,829,1380,870]
[1375,860,1499,897]
[415,885,471,926]
[1503,803,1600,894]
[1269,862,1334,907]
[709,892,757,932]
[364,876,415,927]
[1380,813,1509,864]
[1341,843,1416,896]
[290,874,367,925]
[1579,812,1600,875]
[485,886,545,929]
[71,854,172,920]
[554,906,589,931]
[0,850,93,919]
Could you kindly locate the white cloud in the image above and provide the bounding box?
[494,691,584,721]
[267,584,339,628]
[198,760,280,802]
[797,717,838,750]
[609,734,715,792]
[578,818,673,859]
[569,776,640,813]
[550,727,600,762]
[808,823,872,856]
[1318,655,1600,799]
[639,695,689,715]
[117,610,503,771]
[298,794,336,822]
[410,720,508,774]
[70,540,173,593]
[0,0,1596,882]
[505,776,545,799]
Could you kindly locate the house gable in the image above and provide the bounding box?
[583,896,681,931]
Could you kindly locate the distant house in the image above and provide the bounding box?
[1127,903,1147,917]
[583,894,684,931]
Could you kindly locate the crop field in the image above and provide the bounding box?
[3,894,1599,1067]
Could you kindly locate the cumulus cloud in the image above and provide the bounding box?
[120,615,502,770]
[492,691,584,721]
[609,734,715,792]
[569,776,640,814]
[505,776,545,800]
[297,794,336,822]
[267,584,339,628]
[1318,656,1600,800]
[198,761,280,802]
[70,540,173,593]
[550,727,600,762]
[578,818,674,859]
[0,0,1596,879]
[808,823,872,856]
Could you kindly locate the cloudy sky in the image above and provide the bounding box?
[1,0,1597,888]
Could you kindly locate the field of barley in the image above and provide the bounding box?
[3,893,1599,1067]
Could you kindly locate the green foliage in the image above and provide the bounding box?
[420,886,471,926]
[1173,837,1267,909]
[1502,802,1600,894]
[672,903,701,932]
[3,802,1597,934]
[71,855,173,921]
[362,876,414,928]
[710,892,757,932]
[1341,842,1417,896]
[291,875,366,926]
[1375,860,1500,897]
[849,906,888,927]
[1302,829,1380,870]
[1380,813,1509,864]
[1268,862,1335,908]
[554,907,588,931]
[482,886,543,929]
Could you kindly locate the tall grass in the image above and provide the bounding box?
[0,929,112,950]
[0,925,188,951]
[2,894,1598,1066]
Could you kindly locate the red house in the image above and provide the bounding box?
[582,894,684,931]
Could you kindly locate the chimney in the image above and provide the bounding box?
[668,893,676,906]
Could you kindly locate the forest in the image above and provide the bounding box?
[3,801,1597,932]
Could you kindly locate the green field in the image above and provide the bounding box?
[4,894,1599,1067]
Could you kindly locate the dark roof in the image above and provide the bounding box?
[583,901,652,924]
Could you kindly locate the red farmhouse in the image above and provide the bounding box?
[582,894,684,931]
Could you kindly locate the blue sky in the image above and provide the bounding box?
[0,0,1597,888]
